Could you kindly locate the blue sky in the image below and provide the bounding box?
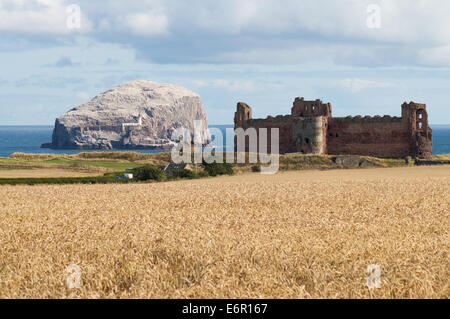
[0,0,449,125]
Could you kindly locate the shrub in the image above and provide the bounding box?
[202,161,234,176]
[133,165,167,181]
[171,169,197,179]
[196,170,210,178]
[0,176,134,186]
[251,165,261,173]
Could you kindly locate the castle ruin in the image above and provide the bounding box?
[234,98,433,159]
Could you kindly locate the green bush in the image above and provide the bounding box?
[251,165,261,172]
[196,170,210,178]
[171,169,197,179]
[133,165,167,181]
[202,161,234,176]
[0,176,133,186]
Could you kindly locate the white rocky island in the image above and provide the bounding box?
[42,80,210,150]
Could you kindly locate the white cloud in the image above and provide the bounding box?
[4,0,450,44]
[122,11,169,36]
[1,0,449,66]
[192,79,257,92]
[0,0,92,34]
[340,78,394,92]
[183,0,260,34]
[161,0,450,44]
[97,0,450,67]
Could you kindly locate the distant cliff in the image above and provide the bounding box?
[42,80,210,150]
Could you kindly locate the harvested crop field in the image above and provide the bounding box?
[0,166,449,298]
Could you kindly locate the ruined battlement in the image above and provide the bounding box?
[234,97,433,159]
[291,97,332,117]
[248,115,293,125]
[333,115,403,123]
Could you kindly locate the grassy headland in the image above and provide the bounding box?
[0,151,448,185]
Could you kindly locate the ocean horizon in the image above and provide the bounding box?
[0,125,235,158]
[0,124,449,158]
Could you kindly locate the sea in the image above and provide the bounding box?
[0,125,234,158]
[0,125,449,158]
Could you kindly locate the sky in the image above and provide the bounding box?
[0,0,449,125]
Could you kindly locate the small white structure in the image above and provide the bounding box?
[123,173,134,179]
[122,115,143,132]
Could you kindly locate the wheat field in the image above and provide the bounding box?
[0,166,448,298]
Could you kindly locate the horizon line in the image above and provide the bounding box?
[1,123,450,127]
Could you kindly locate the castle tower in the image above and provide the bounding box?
[234,102,252,129]
[290,98,331,155]
[291,97,332,118]
[402,102,433,159]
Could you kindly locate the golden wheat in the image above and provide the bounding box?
[0,166,448,298]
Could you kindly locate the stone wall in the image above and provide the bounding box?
[327,116,411,158]
[234,98,433,159]
[237,116,293,154]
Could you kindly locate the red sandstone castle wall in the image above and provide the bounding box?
[326,117,411,158]
[240,116,293,154]
[234,100,433,159]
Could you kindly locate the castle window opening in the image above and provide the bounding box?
[305,138,310,144]
[416,109,426,130]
